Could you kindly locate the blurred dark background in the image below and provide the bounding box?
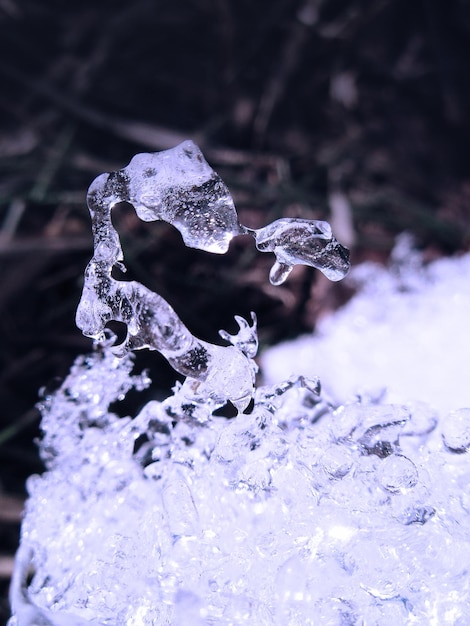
[1,0,470,620]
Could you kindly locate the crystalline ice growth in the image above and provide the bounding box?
[441,408,470,453]
[10,347,470,625]
[76,141,350,414]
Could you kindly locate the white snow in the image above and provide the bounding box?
[261,248,470,414]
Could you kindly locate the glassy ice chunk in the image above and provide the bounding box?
[88,140,243,255]
[163,473,199,538]
[397,505,435,526]
[320,445,355,479]
[441,408,470,453]
[331,403,409,456]
[251,218,350,285]
[377,454,418,493]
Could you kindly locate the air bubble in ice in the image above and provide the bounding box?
[377,454,419,493]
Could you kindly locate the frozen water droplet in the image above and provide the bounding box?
[378,454,418,493]
[269,260,293,286]
[441,408,470,453]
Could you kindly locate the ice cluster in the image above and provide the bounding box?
[9,145,470,625]
[10,333,470,625]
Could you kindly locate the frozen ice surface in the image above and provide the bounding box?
[262,248,470,413]
[9,332,470,625]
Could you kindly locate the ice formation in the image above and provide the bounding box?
[9,145,470,625]
[76,140,349,414]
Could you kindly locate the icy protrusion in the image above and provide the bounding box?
[250,218,350,285]
[77,142,350,413]
[87,140,243,256]
[218,312,259,359]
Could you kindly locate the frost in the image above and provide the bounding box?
[11,353,470,624]
[9,144,470,625]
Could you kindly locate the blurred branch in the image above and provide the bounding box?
[253,0,314,146]
[0,409,39,447]
[0,62,287,172]
[0,556,15,579]
[0,495,23,523]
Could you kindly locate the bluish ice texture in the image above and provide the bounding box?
[9,338,470,625]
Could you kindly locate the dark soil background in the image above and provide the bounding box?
[1,0,470,621]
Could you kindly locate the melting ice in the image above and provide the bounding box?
[9,145,470,625]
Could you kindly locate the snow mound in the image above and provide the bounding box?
[262,249,470,413]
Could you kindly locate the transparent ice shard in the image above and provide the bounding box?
[87,140,243,256]
[250,218,350,285]
[76,141,350,413]
[218,312,258,359]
